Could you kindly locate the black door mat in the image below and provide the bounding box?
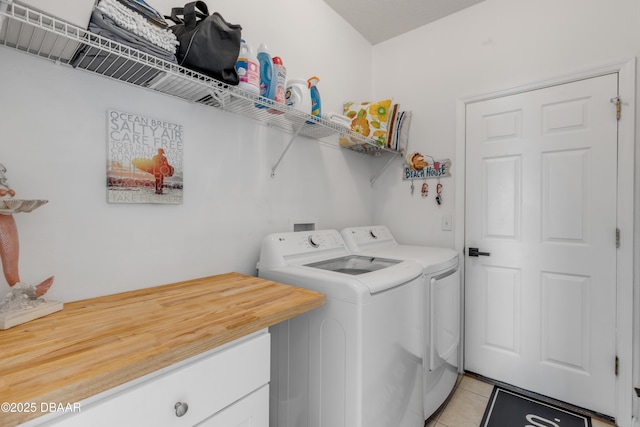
[480,387,591,427]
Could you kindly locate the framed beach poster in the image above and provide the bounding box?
[106,110,183,204]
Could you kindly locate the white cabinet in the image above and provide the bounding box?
[37,331,270,427]
[197,385,268,427]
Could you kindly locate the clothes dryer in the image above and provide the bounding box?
[258,229,425,427]
[341,225,460,419]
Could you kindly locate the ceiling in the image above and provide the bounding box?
[323,0,485,45]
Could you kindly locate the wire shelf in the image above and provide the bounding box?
[0,0,400,158]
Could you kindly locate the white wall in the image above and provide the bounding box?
[371,0,640,248]
[0,0,374,302]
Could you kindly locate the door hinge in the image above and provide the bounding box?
[615,356,619,376]
[616,228,620,248]
[611,97,621,120]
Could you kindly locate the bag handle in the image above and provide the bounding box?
[167,1,208,28]
[166,8,183,25]
[183,1,209,29]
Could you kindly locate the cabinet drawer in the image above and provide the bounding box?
[197,384,268,427]
[46,332,270,427]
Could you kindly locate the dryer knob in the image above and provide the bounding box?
[308,235,320,248]
[369,230,378,239]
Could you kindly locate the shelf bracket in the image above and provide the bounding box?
[370,153,398,185]
[206,87,227,108]
[271,123,305,178]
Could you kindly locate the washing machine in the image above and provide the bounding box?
[258,229,425,427]
[341,225,460,419]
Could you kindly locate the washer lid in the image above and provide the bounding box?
[304,255,401,275]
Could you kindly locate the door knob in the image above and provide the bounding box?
[468,247,490,257]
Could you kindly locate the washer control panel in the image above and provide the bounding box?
[266,230,346,256]
[342,225,395,248]
[294,231,343,251]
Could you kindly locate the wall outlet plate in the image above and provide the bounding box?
[441,215,453,231]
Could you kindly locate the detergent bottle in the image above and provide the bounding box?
[235,39,260,94]
[256,44,274,108]
[308,76,321,119]
[285,79,312,115]
[268,56,287,114]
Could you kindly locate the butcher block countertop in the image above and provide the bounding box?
[0,273,325,426]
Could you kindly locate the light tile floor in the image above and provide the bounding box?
[425,375,616,427]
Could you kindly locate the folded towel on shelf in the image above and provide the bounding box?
[343,98,394,147]
[115,0,169,29]
[96,0,179,53]
[385,103,399,149]
[390,110,412,153]
[75,9,178,64]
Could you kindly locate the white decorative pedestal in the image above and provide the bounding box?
[0,300,63,330]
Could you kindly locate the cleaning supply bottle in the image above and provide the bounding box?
[235,39,260,94]
[308,76,321,119]
[268,56,287,114]
[285,79,312,115]
[256,44,274,108]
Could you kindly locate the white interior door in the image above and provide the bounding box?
[464,73,619,417]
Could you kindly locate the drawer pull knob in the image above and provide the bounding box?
[174,401,189,417]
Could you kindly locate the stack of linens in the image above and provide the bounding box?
[339,98,412,154]
[72,0,179,82]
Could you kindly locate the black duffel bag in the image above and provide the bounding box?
[167,1,242,85]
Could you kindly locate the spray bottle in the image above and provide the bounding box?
[308,76,321,119]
